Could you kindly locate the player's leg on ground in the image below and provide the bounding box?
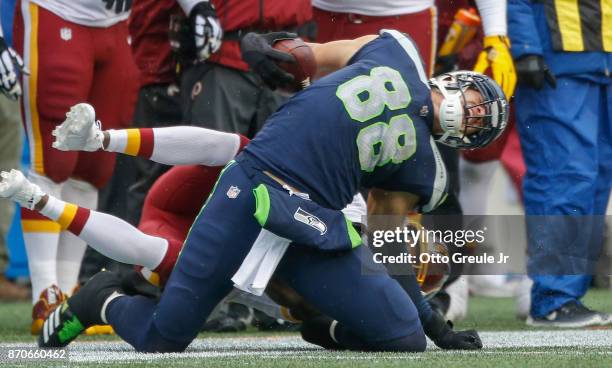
[276,245,426,352]
[516,78,605,325]
[105,162,263,352]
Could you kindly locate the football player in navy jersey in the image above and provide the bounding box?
[38,30,507,353]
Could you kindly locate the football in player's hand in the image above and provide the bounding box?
[273,38,317,92]
[415,242,451,298]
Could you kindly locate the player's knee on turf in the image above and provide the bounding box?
[125,293,193,353]
[152,286,206,345]
[301,315,426,352]
[132,330,191,353]
[373,328,427,352]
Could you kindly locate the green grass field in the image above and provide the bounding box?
[1,290,611,367]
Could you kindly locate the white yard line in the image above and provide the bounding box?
[2,331,611,363]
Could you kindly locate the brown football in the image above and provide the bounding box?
[412,241,451,298]
[273,38,317,92]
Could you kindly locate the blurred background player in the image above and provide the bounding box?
[0,2,29,301]
[11,0,139,334]
[430,0,526,323]
[311,0,514,93]
[80,0,222,285]
[121,0,221,226]
[509,0,612,327]
[434,2,517,317]
[179,0,312,135]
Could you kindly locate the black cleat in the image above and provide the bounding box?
[201,315,247,333]
[201,303,250,333]
[253,310,299,332]
[38,301,85,348]
[526,301,612,328]
[38,271,123,348]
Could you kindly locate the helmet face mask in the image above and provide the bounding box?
[429,71,509,149]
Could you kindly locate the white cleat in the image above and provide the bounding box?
[445,275,469,322]
[0,169,45,210]
[515,276,533,320]
[468,275,518,298]
[52,103,103,152]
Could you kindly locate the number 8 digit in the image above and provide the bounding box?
[336,66,410,123]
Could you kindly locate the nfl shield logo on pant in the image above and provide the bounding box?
[227,186,241,199]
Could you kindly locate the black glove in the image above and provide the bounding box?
[0,36,24,100]
[190,1,223,61]
[423,311,483,350]
[240,32,298,90]
[515,54,557,90]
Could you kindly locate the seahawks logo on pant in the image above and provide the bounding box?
[294,207,327,235]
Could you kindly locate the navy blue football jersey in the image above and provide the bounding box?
[242,30,448,211]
